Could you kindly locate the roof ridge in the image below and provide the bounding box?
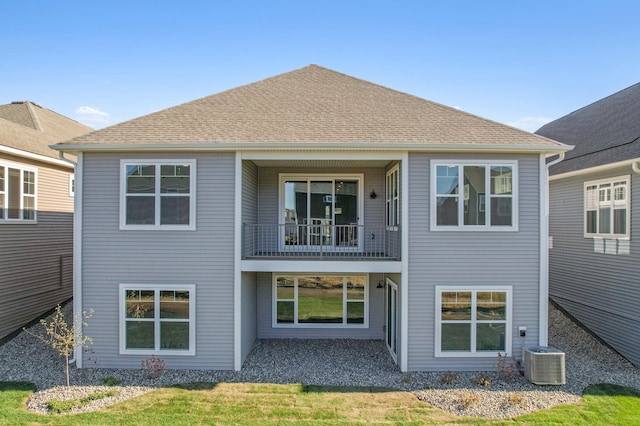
[25,101,43,132]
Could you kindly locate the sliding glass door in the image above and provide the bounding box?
[281,174,362,250]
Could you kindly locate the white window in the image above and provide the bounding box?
[69,175,75,197]
[386,165,400,228]
[119,284,195,355]
[273,274,368,328]
[431,160,518,231]
[120,160,196,230]
[0,162,37,223]
[435,286,512,357]
[585,175,630,239]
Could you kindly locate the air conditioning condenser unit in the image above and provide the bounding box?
[524,346,566,385]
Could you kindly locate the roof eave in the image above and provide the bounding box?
[51,141,572,155]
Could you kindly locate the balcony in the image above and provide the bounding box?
[242,223,400,260]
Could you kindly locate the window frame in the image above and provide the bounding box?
[0,161,38,224]
[120,159,196,231]
[69,175,75,197]
[386,164,400,229]
[119,283,196,355]
[435,286,512,358]
[272,274,369,329]
[430,160,518,232]
[584,175,630,240]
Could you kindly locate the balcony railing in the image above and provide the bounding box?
[243,223,400,260]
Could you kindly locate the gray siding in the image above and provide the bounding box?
[256,272,385,339]
[240,272,257,364]
[407,153,542,371]
[549,166,640,367]
[0,153,74,340]
[81,153,235,369]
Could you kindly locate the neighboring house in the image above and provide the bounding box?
[536,83,640,367]
[52,65,569,372]
[0,101,92,341]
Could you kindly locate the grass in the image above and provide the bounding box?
[1,381,639,425]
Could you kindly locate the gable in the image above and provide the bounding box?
[54,65,568,153]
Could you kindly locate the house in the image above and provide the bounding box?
[536,83,640,367]
[52,65,570,372]
[0,101,92,341]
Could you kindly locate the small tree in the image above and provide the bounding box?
[24,304,93,386]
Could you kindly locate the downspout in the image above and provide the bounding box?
[58,151,80,366]
[539,152,565,347]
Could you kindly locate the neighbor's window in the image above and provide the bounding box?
[436,287,511,357]
[120,284,195,355]
[432,161,517,230]
[274,275,367,327]
[585,176,630,239]
[0,162,36,222]
[386,165,400,228]
[120,160,195,230]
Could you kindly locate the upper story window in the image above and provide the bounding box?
[0,162,37,223]
[120,160,196,230]
[585,175,630,239]
[386,165,400,228]
[431,160,518,231]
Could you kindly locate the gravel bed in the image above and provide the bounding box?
[1,302,638,418]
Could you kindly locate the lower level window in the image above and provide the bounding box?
[274,275,367,327]
[436,286,511,357]
[119,284,195,355]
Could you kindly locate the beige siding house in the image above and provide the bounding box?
[53,66,571,372]
[0,101,92,341]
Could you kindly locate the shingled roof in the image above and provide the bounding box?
[54,65,568,152]
[0,101,92,160]
[536,82,640,175]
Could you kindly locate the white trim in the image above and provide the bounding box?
[435,286,513,357]
[272,273,369,329]
[118,284,196,356]
[400,151,409,372]
[278,173,364,252]
[53,142,572,154]
[242,151,405,161]
[583,175,631,240]
[240,259,402,273]
[0,160,38,224]
[550,157,640,180]
[385,277,399,362]
[539,154,549,346]
[73,153,83,367]
[119,159,196,231]
[430,159,519,232]
[69,175,75,197]
[0,145,74,168]
[233,152,242,370]
[386,164,400,228]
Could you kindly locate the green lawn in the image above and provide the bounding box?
[1,381,639,425]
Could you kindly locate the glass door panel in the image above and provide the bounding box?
[284,181,307,246]
[309,181,333,246]
[335,180,358,247]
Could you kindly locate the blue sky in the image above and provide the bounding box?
[2,1,639,132]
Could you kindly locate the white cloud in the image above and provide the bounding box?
[75,106,111,128]
[507,116,553,133]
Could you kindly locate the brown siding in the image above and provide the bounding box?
[0,153,74,340]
